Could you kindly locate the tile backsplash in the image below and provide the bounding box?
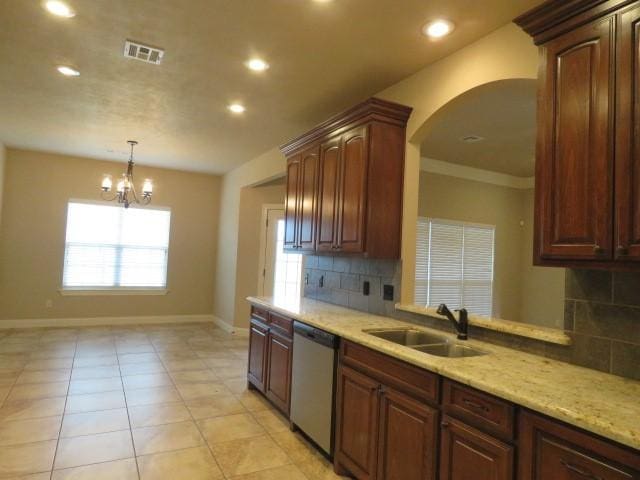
[303,255,401,317]
[303,257,640,381]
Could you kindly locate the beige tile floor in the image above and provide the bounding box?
[0,323,349,479]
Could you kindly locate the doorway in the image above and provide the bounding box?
[259,206,304,299]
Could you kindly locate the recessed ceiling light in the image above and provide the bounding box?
[228,103,246,114]
[423,19,455,39]
[313,0,334,3]
[246,58,269,72]
[44,1,76,18]
[57,65,80,76]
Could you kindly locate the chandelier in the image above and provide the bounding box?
[100,140,153,208]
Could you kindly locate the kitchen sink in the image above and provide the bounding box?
[364,328,487,358]
[363,328,448,346]
[412,343,486,358]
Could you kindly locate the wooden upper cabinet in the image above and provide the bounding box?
[284,156,301,251]
[280,98,412,259]
[616,4,640,262]
[298,146,319,251]
[317,137,342,252]
[536,15,615,261]
[515,0,640,270]
[337,126,369,254]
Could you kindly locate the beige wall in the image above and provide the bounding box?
[233,181,285,329]
[519,189,565,328]
[418,171,565,327]
[213,147,285,327]
[419,171,526,321]
[214,22,543,326]
[375,23,539,305]
[0,149,221,320]
[0,142,5,228]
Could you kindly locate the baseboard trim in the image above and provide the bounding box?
[0,314,215,329]
[212,316,249,337]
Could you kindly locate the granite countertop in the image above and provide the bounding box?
[247,295,640,451]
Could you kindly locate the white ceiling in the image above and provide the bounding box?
[420,79,537,178]
[0,0,543,174]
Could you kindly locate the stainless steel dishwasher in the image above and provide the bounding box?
[290,321,339,457]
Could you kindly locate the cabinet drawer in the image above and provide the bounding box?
[251,305,269,323]
[443,380,515,440]
[341,340,439,405]
[268,312,293,337]
[519,411,640,479]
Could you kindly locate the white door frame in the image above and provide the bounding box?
[257,204,285,297]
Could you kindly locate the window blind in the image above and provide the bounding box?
[415,217,495,316]
[63,201,171,289]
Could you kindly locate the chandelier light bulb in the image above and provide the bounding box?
[116,179,125,193]
[142,179,153,196]
[101,175,112,192]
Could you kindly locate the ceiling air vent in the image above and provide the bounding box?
[123,40,164,65]
[460,135,485,143]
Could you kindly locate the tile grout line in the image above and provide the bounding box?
[119,335,144,480]
[49,331,78,480]
[165,335,231,480]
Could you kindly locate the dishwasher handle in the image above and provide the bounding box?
[294,321,338,349]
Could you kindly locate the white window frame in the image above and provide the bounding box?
[415,216,495,316]
[60,199,171,296]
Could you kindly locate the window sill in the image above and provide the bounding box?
[59,288,169,296]
[395,303,572,346]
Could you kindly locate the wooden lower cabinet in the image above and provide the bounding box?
[519,411,640,480]
[439,415,513,480]
[265,329,293,414]
[335,357,439,480]
[377,387,438,480]
[246,310,294,416]
[247,318,268,392]
[335,365,380,479]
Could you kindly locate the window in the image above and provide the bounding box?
[415,217,495,316]
[62,201,171,289]
[273,218,303,300]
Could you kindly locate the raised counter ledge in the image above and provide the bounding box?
[247,295,640,451]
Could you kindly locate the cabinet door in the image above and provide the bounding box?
[298,146,319,251]
[265,330,292,414]
[536,16,615,261]
[616,5,640,261]
[317,137,341,252]
[335,365,380,480]
[519,411,640,480]
[247,319,268,392]
[284,156,301,251]
[377,387,438,480]
[439,416,513,480]
[337,126,368,253]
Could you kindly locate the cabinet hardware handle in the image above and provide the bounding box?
[616,245,629,255]
[462,398,490,413]
[441,420,450,428]
[593,245,605,254]
[560,460,603,480]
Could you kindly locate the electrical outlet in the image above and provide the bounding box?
[363,281,370,296]
[45,299,53,308]
[383,284,394,301]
